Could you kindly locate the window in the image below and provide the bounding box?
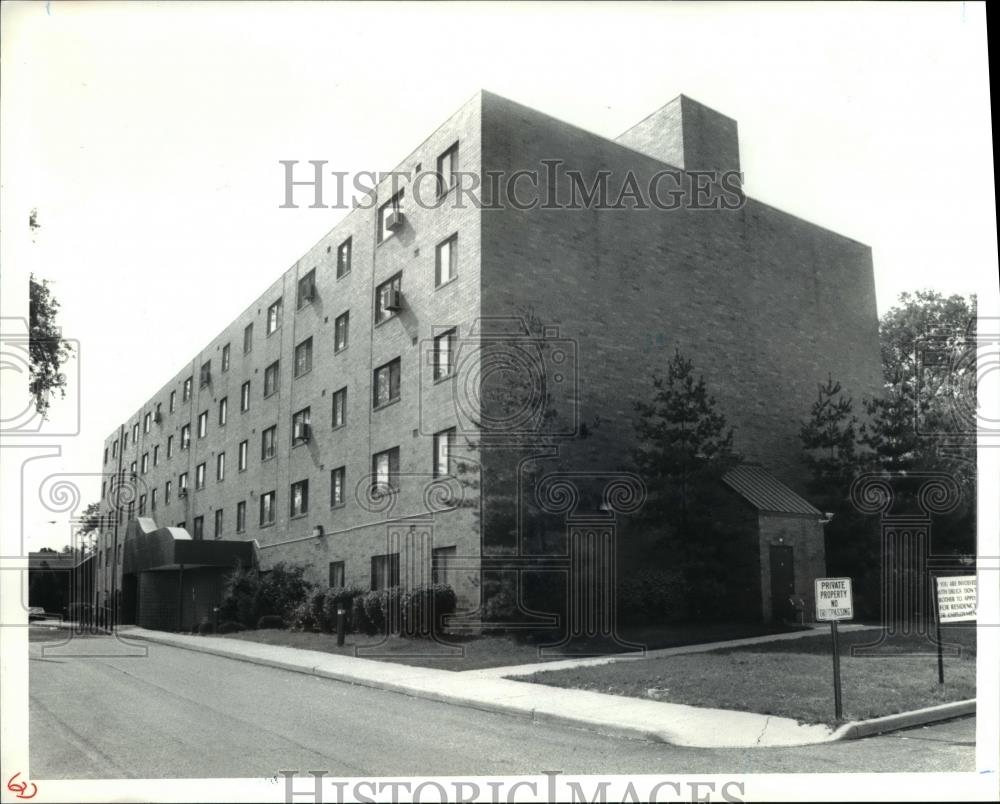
[370,553,400,590]
[290,479,309,517]
[241,380,250,412]
[262,425,277,460]
[329,561,345,588]
[104,447,109,465]
[141,452,149,474]
[334,311,349,352]
[435,234,458,286]
[155,402,162,422]
[372,447,400,493]
[433,329,456,380]
[291,408,311,446]
[238,440,248,471]
[101,480,106,499]
[218,397,228,426]
[331,387,347,428]
[123,431,128,450]
[337,237,352,278]
[151,488,158,512]
[375,273,402,324]
[264,361,279,397]
[216,452,225,482]
[437,142,458,197]
[432,546,456,585]
[266,298,283,335]
[433,428,456,478]
[236,500,246,533]
[169,391,176,413]
[330,466,345,507]
[377,189,404,243]
[167,435,174,458]
[112,439,118,457]
[222,343,230,372]
[214,508,223,539]
[200,360,211,387]
[297,269,316,308]
[138,494,146,516]
[294,337,313,377]
[196,463,206,490]
[181,424,191,449]
[373,358,401,408]
[260,491,276,527]
[198,410,208,438]
[130,460,137,476]
[176,521,185,530]
[132,422,139,442]
[243,322,253,354]
[165,480,172,504]
[183,377,192,401]
[152,445,159,466]
[143,412,151,433]
[179,472,188,493]
[193,516,204,540]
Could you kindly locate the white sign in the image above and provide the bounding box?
[815,577,854,622]
[935,575,977,623]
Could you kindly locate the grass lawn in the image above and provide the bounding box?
[209,620,806,671]
[520,625,978,725]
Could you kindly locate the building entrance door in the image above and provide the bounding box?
[769,545,795,622]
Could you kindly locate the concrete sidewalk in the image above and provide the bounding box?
[464,623,884,678]
[119,626,842,748]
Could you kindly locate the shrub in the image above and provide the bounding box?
[401,584,457,637]
[218,560,314,629]
[362,590,386,634]
[310,590,332,632]
[256,614,287,630]
[352,594,375,635]
[197,620,216,635]
[217,620,246,634]
[322,586,366,633]
[289,600,317,632]
[618,569,688,625]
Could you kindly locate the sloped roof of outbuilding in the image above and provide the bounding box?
[722,465,822,516]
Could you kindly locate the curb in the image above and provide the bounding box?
[831,699,976,741]
[122,629,975,747]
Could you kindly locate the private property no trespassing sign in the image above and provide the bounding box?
[815,577,854,622]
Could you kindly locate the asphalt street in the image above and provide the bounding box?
[28,631,976,779]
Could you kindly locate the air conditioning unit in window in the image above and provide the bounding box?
[385,289,404,312]
[294,422,311,442]
[385,210,405,231]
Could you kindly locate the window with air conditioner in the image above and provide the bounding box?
[292,407,311,445]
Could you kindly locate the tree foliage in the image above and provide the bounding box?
[799,291,978,617]
[29,273,74,419]
[631,351,752,619]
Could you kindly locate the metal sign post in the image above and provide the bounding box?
[816,577,854,722]
[933,575,977,685]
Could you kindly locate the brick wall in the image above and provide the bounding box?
[99,92,487,612]
[479,91,882,502]
[757,513,827,622]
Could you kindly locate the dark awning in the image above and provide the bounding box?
[121,518,256,573]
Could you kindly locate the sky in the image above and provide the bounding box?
[1,1,996,553]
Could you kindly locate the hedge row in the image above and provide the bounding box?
[288,584,457,637]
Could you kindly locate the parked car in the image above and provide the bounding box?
[28,607,47,621]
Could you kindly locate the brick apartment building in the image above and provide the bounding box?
[95,90,882,630]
